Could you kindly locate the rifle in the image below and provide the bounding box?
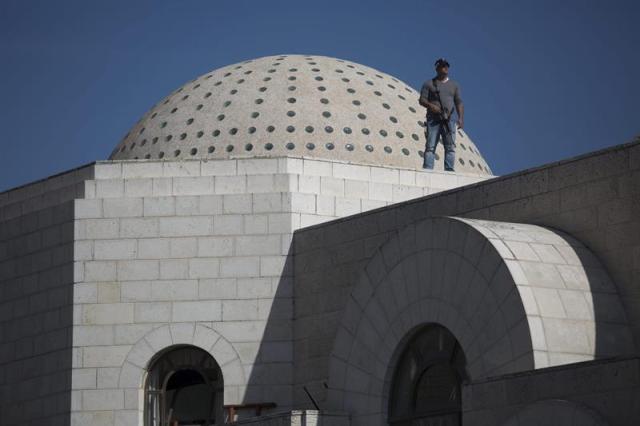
[431,78,454,142]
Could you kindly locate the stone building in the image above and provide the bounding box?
[0,55,638,426]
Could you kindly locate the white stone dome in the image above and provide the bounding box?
[109,54,492,175]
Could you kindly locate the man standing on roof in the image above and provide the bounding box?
[419,58,464,171]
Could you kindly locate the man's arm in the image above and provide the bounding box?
[454,84,464,128]
[455,102,464,128]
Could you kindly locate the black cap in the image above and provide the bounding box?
[434,58,450,68]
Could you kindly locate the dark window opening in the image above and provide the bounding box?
[388,324,467,426]
[145,346,223,426]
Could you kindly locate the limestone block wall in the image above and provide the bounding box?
[0,165,93,426]
[67,156,477,425]
[292,139,640,409]
[0,163,94,222]
[0,155,485,425]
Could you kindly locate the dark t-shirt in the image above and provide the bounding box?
[419,78,462,121]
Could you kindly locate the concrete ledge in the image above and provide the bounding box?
[462,356,640,426]
[229,410,350,426]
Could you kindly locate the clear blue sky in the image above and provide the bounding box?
[1,0,638,191]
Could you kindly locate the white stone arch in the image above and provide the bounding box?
[117,322,246,410]
[326,216,633,425]
[500,399,608,426]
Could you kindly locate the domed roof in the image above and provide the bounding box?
[109,54,492,175]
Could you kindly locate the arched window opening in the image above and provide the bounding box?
[388,324,467,426]
[145,346,223,426]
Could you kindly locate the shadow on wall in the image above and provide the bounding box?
[0,201,75,425]
[238,214,636,423]
[452,218,636,369]
[239,242,297,420]
[561,230,637,360]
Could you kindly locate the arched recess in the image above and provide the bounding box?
[388,323,467,426]
[326,217,634,425]
[145,345,224,425]
[118,323,246,414]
